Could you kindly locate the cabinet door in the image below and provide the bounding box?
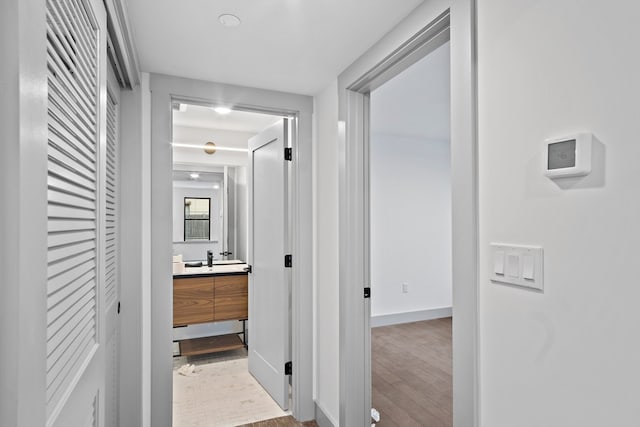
[214,275,248,321]
[173,277,214,326]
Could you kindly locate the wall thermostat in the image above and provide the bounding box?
[544,132,592,178]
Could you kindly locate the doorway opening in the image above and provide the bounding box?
[369,41,452,426]
[170,103,293,426]
[337,4,478,425]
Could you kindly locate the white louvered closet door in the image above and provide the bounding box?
[104,62,121,427]
[46,0,108,426]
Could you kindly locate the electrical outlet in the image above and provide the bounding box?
[402,282,409,293]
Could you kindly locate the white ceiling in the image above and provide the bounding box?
[124,0,424,95]
[173,103,281,132]
[172,170,223,183]
[371,41,450,141]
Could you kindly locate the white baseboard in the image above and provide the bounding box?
[315,401,337,427]
[371,307,452,328]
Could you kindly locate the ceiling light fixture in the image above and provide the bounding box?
[204,141,217,155]
[213,107,232,115]
[218,14,241,27]
[171,142,249,153]
[189,173,199,179]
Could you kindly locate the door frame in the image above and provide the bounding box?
[337,1,478,426]
[148,74,314,426]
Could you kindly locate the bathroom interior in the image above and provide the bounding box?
[170,103,291,426]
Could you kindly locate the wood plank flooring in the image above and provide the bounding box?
[372,317,452,427]
[235,415,318,427]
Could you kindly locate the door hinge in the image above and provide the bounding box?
[117,301,121,314]
[243,265,252,274]
[285,254,292,268]
[285,361,292,375]
[284,147,293,161]
[364,287,371,298]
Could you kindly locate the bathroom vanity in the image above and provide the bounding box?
[173,262,249,356]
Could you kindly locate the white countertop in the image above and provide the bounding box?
[173,263,249,276]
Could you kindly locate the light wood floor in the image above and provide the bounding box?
[372,317,452,427]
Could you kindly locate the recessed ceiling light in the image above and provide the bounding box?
[189,173,199,179]
[212,184,220,190]
[218,14,241,27]
[213,107,232,115]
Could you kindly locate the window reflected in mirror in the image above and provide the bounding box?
[184,197,211,240]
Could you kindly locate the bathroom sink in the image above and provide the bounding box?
[213,259,244,265]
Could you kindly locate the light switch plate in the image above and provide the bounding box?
[490,244,543,291]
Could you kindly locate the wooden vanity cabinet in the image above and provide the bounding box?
[173,277,214,327]
[214,275,248,321]
[173,274,248,327]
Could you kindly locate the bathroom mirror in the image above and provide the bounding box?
[172,167,246,262]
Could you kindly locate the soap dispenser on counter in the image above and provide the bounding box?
[207,250,213,267]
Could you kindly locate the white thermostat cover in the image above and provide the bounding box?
[544,132,592,178]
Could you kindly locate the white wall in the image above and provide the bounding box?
[313,80,340,426]
[370,134,451,317]
[369,41,452,321]
[172,125,252,166]
[478,1,640,426]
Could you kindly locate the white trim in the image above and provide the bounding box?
[2,4,49,426]
[119,72,151,427]
[337,1,478,426]
[148,74,314,426]
[371,308,453,328]
[103,0,140,87]
[315,401,338,427]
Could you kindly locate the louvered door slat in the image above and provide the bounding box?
[48,229,96,247]
[64,0,97,65]
[48,239,95,264]
[47,60,96,128]
[104,89,118,307]
[48,159,96,193]
[45,28,95,111]
[48,204,96,220]
[46,316,96,402]
[47,54,95,122]
[47,284,94,345]
[49,83,95,143]
[48,259,96,296]
[47,266,94,308]
[47,153,95,192]
[48,252,96,283]
[48,219,95,233]
[48,174,96,202]
[46,1,99,413]
[48,188,96,211]
[53,0,96,82]
[46,6,96,99]
[47,116,96,167]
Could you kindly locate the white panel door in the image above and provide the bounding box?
[248,119,291,410]
[46,0,107,425]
